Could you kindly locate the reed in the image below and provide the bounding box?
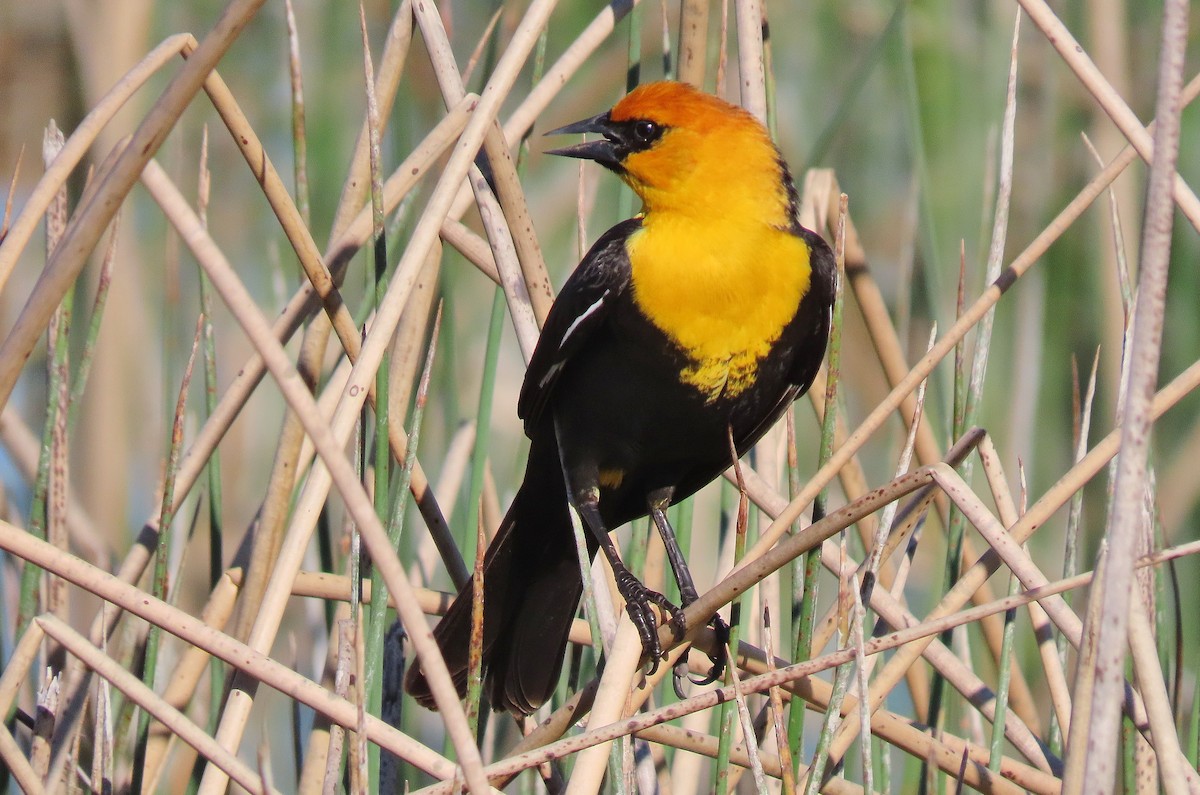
[0,1,1196,791]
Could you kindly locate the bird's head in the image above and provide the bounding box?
[546,81,788,218]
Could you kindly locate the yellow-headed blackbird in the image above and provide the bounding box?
[405,81,835,715]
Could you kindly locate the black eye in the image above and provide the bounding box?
[634,120,658,143]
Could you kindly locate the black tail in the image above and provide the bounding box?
[404,432,583,715]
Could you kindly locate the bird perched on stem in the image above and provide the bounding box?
[406,80,835,715]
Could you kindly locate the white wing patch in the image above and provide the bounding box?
[559,290,610,350]
[538,361,565,389]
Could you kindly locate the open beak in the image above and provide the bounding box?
[544,112,622,169]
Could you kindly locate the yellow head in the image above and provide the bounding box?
[547,81,792,224]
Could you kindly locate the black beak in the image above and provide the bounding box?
[544,112,622,169]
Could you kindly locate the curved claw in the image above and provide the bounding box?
[687,656,724,686]
[671,612,731,694]
[672,661,690,699]
[624,596,662,675]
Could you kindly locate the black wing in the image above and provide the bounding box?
[518,217,642,433]
[787,228,837,396]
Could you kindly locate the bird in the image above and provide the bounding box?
[405,80,835,715]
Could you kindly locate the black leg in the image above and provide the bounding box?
[647,487,699,611]
[647,487,729,690]
[569,478,677,675]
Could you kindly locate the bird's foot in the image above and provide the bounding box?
[693,612,730,684]
[672,610,730,697]
[615,569,682,676]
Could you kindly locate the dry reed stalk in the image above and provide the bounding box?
[0,0,1195,792]
[42,122,71,639]
[140,156,486,792]
[353,609,368,793]
[88,89,472,765]
[469,164,541,358]
[90,646,114,794]
[0,624,45,792]
[0,409,106,564]
[836,171,1052,732]
[737,61,1197,572]
[439,220,502,282]
[141,570,239,788]
[417,627,1059,795]
[36,62,476,743]
[0,719,42,795]
[1017,0,1200,232]
[1064,0,1190,787]
[1125,590,1192,794]
[0,33,194,291]
[429,524,1198,790]
[0,149,21,240]
[734,0,766,121]
[192,0,561,786]
[0,517,455,776]
[0,0,268,410]
[977,433,1074,739]
[712,429,1052,768]
[762,606,795,795]
[677,0,709,86]
[412,0,554,329]
[36,614,278,795]
[321,619,354,795]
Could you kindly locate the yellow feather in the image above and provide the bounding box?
[613,83,813,403]
[628,220,811,401]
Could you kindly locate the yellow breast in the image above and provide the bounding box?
[627,215,812,402]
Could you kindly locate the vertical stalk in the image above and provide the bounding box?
[358,7,392,786]
[791,195,847,776]
[618,3,644,225]
[132,319,201,793]
[17,125,72,642]
[1068,0,1189,788]
[381,306,441,789]
[195,127,226,738]
[1187,665,1199,767]
[464,288,507,569]
[715,449,751,794]
[987,568,1021,772]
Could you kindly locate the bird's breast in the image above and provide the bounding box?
[626,218,812,402]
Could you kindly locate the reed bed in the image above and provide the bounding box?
[0,0,1197,792]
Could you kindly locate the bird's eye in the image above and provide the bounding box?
[633,120,659,143]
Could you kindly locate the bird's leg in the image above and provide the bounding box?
[647,487,729,690]
[572,484,674,675]
[646,488,698,630]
